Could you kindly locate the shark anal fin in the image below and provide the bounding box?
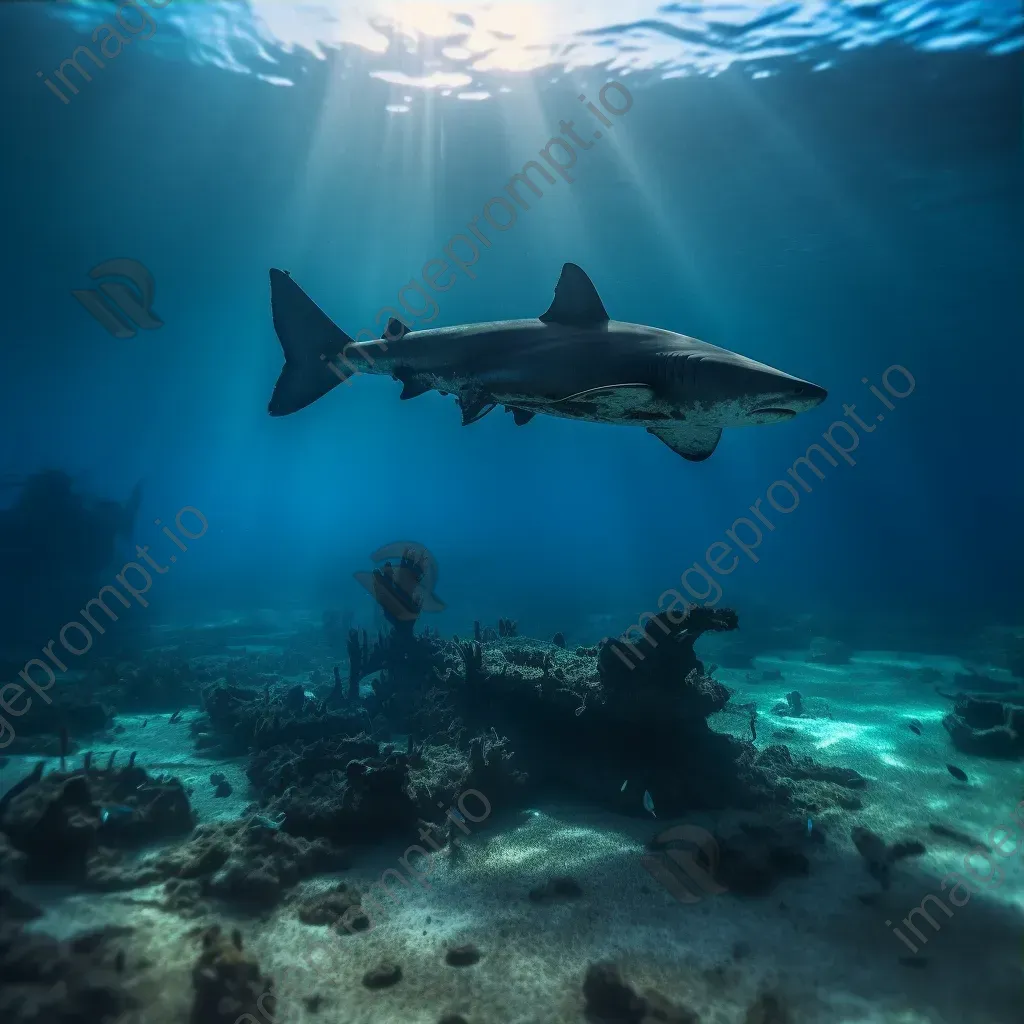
[458,395,497,426]
[647,423,722,461]
[539,263,610,327]
[505,407,535,426]
[553,383,656,416]
[382,317,410,341]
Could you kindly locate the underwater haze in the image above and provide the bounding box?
[1,2,1023,1023]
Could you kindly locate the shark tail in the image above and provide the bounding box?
[268,268,357,416]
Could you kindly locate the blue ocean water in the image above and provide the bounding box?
[1,3,1023,1023]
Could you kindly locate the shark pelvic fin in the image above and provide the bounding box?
[646,422,722,461]
[458,395,497,425]
[398,376,431,400]
[506,407,535,426]
[539,263,609,327]
[383,317,410,341]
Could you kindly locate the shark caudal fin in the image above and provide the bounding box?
[268,269,356,416]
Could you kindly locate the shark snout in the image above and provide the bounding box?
[750,379,827,422]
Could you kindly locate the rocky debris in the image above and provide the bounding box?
[715,818,821,897]
[756,745,865,789]
[445,943,481,966]
[362,961,402,989]
[0,921,138,1024]
[149,816,348,909]
[0,763,194,882]
[296,882,368,932]
[582,962,698,1023]
[771,691,804,718]
[645,815,821,900]
[529,876,584,902]
[851,826,926,889]
[190,924,276,1024]
[943,697,1024,759]
[209,773,233,798]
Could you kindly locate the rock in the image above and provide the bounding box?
[146,816,348,909]
[942,698,1024,759]
[362,961,402,989]
[581,962,698,1023]
[297,882,368,931]
[189,924,275,1024]
[445,943,481,966]
[214,780,233,798]
[583,963,647,1023]
[0,921,138,1024]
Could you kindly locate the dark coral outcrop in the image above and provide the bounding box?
[943,696,1024,759]
[190,924,276,1024]
[0,761,193,882]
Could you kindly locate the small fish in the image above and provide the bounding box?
[807,817,813,835]
[946,763,968,783]
[100,804,135,825]
[620,780,628,792]
[643,790,656,818]
[908,719,922,735]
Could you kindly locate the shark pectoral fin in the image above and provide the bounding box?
[505,407,535,426]
[553,384,656,415]
[458,395,497,425]
[647,423,722,461]
[539,263,610,327]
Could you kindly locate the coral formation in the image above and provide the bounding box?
[0,761,193,882]
[190,924,276,1024]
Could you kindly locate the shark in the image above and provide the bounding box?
[267,262,827,461]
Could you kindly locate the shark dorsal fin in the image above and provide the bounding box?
[383,317,410,341]
[539,263,609,327]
